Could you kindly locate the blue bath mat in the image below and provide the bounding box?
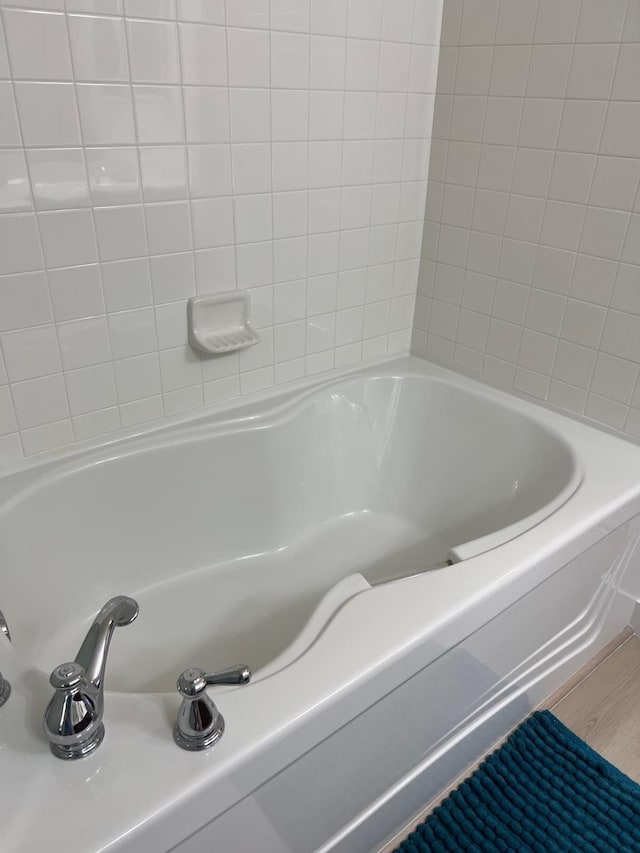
[395,710,640,852]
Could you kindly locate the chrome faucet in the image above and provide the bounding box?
[174,664,251,751]
[43,596,139,760]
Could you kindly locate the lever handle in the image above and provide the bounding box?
[206,664,251,686]
[176,664,251,698]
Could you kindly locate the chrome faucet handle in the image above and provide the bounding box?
[44,662,104,760]
[173,664,251,751]
[43,596,139,760]
[177,665,251,695]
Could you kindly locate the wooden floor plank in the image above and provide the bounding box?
[552,635,640,782]
[541,626,634,709]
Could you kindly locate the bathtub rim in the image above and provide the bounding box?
[0,351,584,481]
[0,358,582,541]
[0,366,582,506]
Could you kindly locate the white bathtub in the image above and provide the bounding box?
[1,354,640,853]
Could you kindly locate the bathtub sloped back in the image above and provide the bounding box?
[352,377,578,549]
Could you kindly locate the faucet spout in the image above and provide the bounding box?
[75,596,138,690]
[43,595,139,760]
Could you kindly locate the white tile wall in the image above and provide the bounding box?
[414,0,640,442]
[0,0,442,462]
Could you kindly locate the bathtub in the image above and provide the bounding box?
[1,354,640,853]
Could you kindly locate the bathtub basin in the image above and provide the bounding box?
[0,354,639,853]
[0,371,579,694]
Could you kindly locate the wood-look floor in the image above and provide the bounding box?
[378,630,640,853]
[553,634,640,783]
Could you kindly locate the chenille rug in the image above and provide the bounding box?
[394,710,640,853]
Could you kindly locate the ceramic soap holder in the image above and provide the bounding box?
[188,291,260,355]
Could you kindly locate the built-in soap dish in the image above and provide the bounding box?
[188,291,260,355]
